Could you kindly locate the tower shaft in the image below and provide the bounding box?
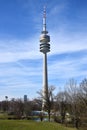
[42,53,48,109]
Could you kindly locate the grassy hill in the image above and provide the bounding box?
[0,120,77,130]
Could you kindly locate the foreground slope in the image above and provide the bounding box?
[0,120,77,130]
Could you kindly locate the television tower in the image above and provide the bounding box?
[39,7,50,110]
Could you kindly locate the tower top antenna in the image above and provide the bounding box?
[43,6,46,18]
[42,6,48,34]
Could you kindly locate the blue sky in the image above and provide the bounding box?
[0,0,87,100]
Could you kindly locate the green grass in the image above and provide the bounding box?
[0,120,77,130]
[0,113,8,119]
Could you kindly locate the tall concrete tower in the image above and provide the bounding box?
[39,7,50,110]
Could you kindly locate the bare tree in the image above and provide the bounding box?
[9,98,24,119]
[55,91,68,124]
[37,85,55,121]
[65,79,79,127]
[79,78,87,107]
[78,78,87,127]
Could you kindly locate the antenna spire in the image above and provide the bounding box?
[43,6,46,18]
[42,6,48,34]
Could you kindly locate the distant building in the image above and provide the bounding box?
[24,95,27,102]
[31,111,48,116]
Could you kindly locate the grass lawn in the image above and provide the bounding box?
[0,120,77,130]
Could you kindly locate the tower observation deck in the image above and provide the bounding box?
[39,7,50,110]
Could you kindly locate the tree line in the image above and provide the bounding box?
[0,78,87,129]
